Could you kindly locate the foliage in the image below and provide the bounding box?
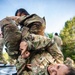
[3,52,14,64]
[3,52,9,61]
[45,33,53,39]
[60,17,75,60]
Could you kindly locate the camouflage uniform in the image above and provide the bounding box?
[0,14,45,59]
[0,14,64,75]
[17,34,64,75]
[16,14,64,75]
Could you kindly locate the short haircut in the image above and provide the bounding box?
[15,8,29,16]
[55,33,58,36]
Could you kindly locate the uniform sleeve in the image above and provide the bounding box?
[24,34,64,63]
[24,34,51,51]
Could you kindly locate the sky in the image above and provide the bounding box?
[0,0,75,34]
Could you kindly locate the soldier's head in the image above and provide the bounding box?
[15,8,30,16]
[55,33,58,36]
[47,64,75,75]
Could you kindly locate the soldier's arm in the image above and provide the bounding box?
[23,34,64,63]
[22,34,51,51]
[19,34,51,59]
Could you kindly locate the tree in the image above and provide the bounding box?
[45,32,53,39]
[60,17,75,60]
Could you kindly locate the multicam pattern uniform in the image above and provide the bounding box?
[0,14,64,75]
[17,34,64,75]
[16,14,64,75]
[0,14,46,59]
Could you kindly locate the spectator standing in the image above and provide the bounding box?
[53,33,63,50]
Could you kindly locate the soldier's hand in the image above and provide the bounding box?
[26,64,32,70]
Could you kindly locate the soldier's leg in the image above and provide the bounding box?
[0,17,22,59]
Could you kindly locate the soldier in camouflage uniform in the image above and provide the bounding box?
[0,14,64,75]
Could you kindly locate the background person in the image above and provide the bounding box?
[53,32,63,50]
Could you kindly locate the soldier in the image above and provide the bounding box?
[0,14,64,75]
[0,8,31,63]
[53,33,63,50]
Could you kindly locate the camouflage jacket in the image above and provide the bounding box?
[0,14,46,59]
[17,34,64,75]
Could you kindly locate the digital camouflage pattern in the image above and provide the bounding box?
[0,14,64,75]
